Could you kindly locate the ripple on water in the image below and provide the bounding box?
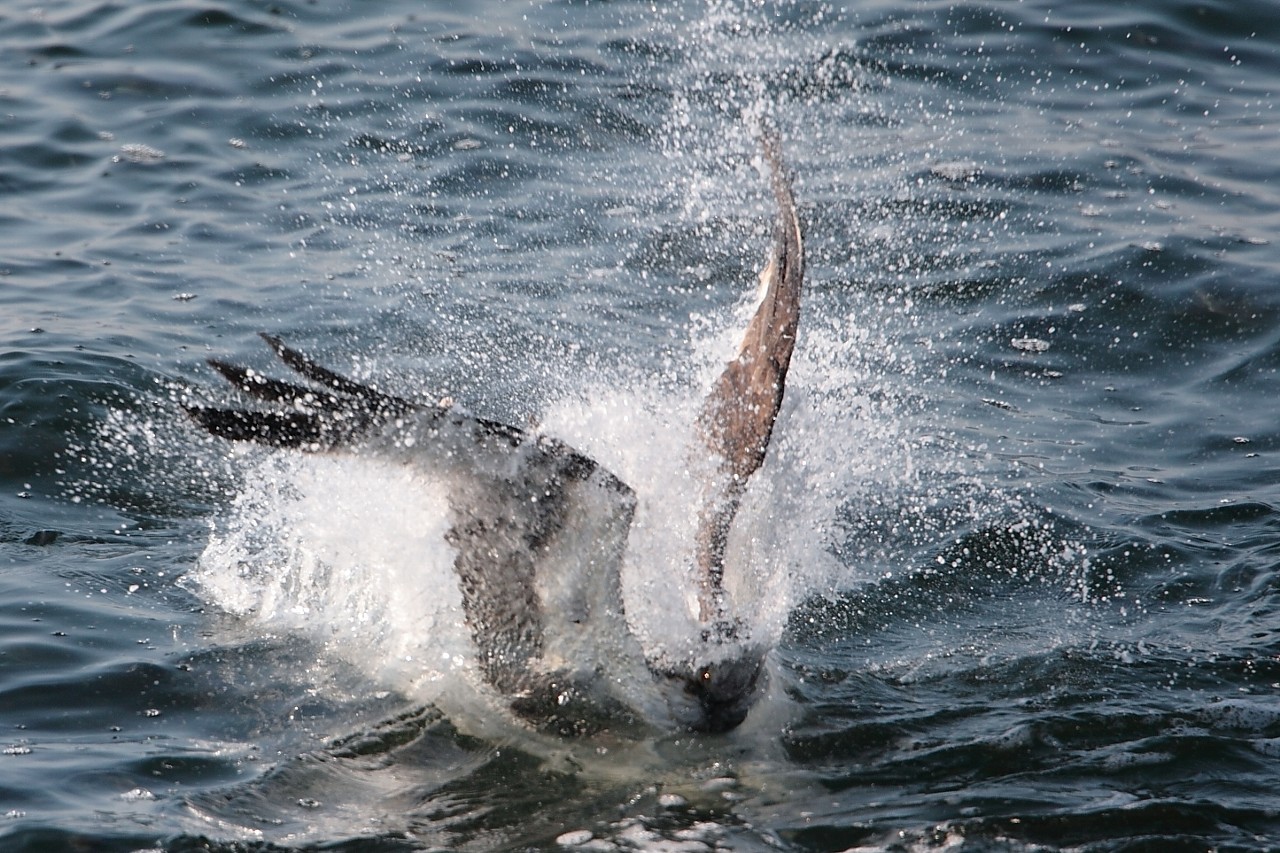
[5,0,1280,850]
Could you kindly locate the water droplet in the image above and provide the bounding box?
[1011,337,1050,353]
[116,143,166,164]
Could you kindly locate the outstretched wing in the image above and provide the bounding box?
[184,332,527,452]
[188,335,643,735]
[186,333,419,448]
[692,124,805,625]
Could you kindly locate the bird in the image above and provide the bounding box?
[186,126,803,735]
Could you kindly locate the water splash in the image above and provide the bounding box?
[79,0,1090,739]
[192,452,470,694]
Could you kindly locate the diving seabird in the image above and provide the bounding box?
[187,127,803,735]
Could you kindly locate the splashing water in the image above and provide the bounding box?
[85,0,1090,738]
[193,452,469,692]
[15,0,1280,846]
[169,277,1072,736]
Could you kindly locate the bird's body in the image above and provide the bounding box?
[188,128,803,734]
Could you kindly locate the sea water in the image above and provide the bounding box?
[3,0,1280,850]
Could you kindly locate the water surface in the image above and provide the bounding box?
[3,0,1280,850]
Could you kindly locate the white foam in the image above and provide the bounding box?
[190,451,473,699]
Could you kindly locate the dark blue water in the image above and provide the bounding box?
[4,1,1280,850]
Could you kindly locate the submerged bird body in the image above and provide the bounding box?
[189,128,803,735]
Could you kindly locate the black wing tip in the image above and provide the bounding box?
[758,118,784,170]
[184,405,337,448]
[758,116,780,153]
[258,334,415,413]
[190,335,410,448]
[757,122,796,205]
[206,357,248,384]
